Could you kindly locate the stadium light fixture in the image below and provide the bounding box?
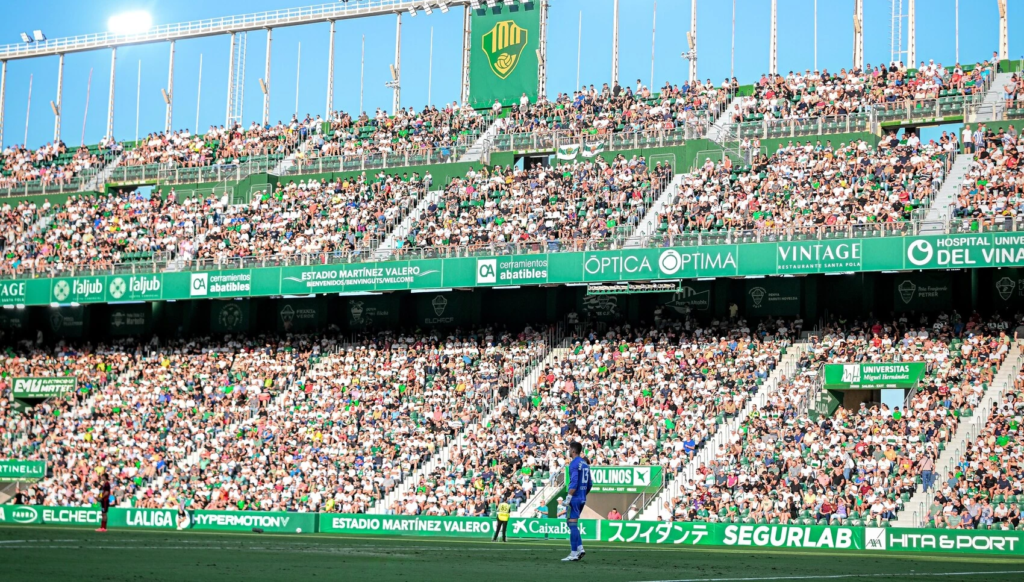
[33,30,46,42]
[389,64,398,81]
[486,0,497,7]
[50,101,59,116]
[161,88,172,104]
[408,7,417,17]
[438,1,449,13]
[503,0,514,6]
[258,79,268,96]
[469,0,481,10]
[19,32,32,43]
[108,11,153,35]
[422,3,432,15]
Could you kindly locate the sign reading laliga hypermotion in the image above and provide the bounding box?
[3,234,1024,307]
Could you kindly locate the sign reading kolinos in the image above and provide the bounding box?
[0,234,1023,306]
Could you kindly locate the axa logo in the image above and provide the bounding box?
[865,527,887,550]
[481,20,528,79]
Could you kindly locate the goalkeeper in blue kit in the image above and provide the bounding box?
[562,441,592,562]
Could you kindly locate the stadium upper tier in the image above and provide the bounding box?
[733,61,993,140]
[655,313,1013,527]
[0,129,966,278]
[924,359,1024,530]
[0,57,1004,198]
[655,133,956,243]
[0,327,551,512]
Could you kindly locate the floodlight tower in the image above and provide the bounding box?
[998,0,1008,61]
[853,0,864,70]
[611,0,619,87]
[769,0,778,75]
[682,0,697,83]
[907,0,916,68]
[53,53,64,141]
[387,13,402,113]
[165,41,175,133]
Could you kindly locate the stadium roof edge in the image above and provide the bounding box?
[0,0,473,61]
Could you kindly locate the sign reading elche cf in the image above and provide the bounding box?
[11,377,77,398]
[0,460,46,480]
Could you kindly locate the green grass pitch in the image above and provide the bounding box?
[1,525,1023,582]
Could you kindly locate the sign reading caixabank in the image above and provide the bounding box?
[6,234,1024,307]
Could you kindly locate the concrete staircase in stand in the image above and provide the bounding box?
[82,154,124,192]
[458,119,502,164]
[892,342,1022,528]
[968,72,1016,123]
[638,343,807,521]
[370,342,569,515]
[371,189,441,261]
[919,153,974,234]
[623,174,683,247]
[706,94,744,145]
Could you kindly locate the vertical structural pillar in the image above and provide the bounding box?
[226,32,236,127]
[998,0,1008,61]
[166,41,175,133]
[538,0,548,100]
[611,0,619,87]
[907,0,916,67]
[263,29,272,126]
[393,13,401,113]
[106,47,117,141]
[769,0,778,75]
[689,0,698,83]
[54,53,64,142]
[326,21,335,119]
[0,61,5,148]
[853,0,864,71]
[461,6,471,105]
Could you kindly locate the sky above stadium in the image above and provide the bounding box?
[0,0,1019,149]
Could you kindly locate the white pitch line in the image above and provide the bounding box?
[633,570,1024,582]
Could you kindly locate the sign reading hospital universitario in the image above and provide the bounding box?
[0,460,45,479]
[563,466,664,493]
[4,234,1024,308]
[468,2,540,108]
[822,363,926,390]
[11,377,77,398]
